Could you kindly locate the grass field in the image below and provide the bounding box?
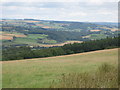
[2,48,118,88]
[13,38,38,45]
[12,34,56,45]
[90,34,107,40]
[13,37,57,45]
[27,34,48,39]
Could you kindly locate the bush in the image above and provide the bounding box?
[50,63,118,88]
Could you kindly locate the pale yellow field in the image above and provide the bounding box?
[1,31,27,40]
[90,29,101,32]
[101,27,118,31]
[38,41,83,47]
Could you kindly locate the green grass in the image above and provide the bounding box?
[13,38,38,45]
[0,62,2,89]
[43,39,57,44]
[51,63,118,88]
[2,48,118,88]
[12,34,57,45]
[27,34,48,39]
[89,34,107,40]
[3,31,25,35]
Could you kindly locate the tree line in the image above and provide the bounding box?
[2,36,119,61]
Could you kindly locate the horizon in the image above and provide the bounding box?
[1,18,118,23]
[1,1,118,22]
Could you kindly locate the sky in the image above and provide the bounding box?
[1,0,119,22]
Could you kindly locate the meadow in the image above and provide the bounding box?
[2,48,118,88]
[83,34,107,40]
[2,32,82,46]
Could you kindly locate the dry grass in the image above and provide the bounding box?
[35,24,44,26]
[3,34,26,37]
[110,28,118,31]
[51,63,118,88]
[1,32,27,40]
[101,27,118,31]
[42,26,52,28]
[38,41,82,47]
[1,35,13,40]
[2,48,118,88]
[90,30,101,32]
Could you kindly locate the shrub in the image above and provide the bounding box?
[50,63,118,88]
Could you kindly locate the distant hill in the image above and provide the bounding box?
[1,19,119,48]
[91,22,118,27]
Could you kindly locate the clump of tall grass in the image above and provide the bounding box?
[50,63,118,88]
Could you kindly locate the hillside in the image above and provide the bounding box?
[2,48,118,88]
[2,36,119,61]
[1,19,119,48]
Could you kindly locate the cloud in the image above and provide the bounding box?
[1,0,119,2]
[1,1,118,22]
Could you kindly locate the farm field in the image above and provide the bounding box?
[1,19,119,48]
[82,34,107,40]
[2,48,118,88]
[1,31,27,40]
[38,41,82,47]
[89,34,107,40]
[1,31,82,47]
[27,34,48,39]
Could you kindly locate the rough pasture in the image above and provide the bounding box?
[2,48,118,88]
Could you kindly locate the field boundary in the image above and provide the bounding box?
[1,48,118,63]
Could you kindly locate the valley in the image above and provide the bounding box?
[1,19,119,48]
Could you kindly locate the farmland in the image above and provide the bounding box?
[1,19,119,88]
[1,30,81,47]
[1,31,26,40]
[1,19,119,48]
[2,48,118,88]
[82,34,108,40]
[37,41,82,47]
[2,31,82,47]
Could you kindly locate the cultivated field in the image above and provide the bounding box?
[39,41,83,47]
[2,48,118,88]
[1,32,27,40]
[82,34,107,40]
[1,31,82,47]
[90,29,101,32]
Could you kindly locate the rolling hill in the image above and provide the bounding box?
[1,19,119,48]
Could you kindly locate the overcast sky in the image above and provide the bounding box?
[1,0,119,22]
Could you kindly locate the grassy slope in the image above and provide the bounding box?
[2,48,118,88]
[13,34,57,45]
